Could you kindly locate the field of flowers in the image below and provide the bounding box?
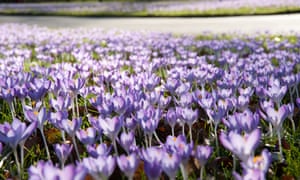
[1,0,300,16]
[0,23,300,179]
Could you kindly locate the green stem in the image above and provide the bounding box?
[20,142,25,177]
[40,128,51,160]
[214,124,219,156]
[277,130,283,161]
[180,163,188,180]
[189,125,193,142]
[13,148,21,179]
[200,166,204,180]
[72,136,81,161]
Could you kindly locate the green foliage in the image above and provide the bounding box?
[283,130,300,178]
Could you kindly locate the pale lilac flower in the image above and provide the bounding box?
[220,129,261,162]
[119,131,135,154]
[140,146,163,180]
[161,151,181,180]
[0,118,37,149]
[28,160,86,180]
[82,155,116,179]
[233,149,271,180]
[86,143,112,158]
[54,143,73,167]
[194,145,212,166]
[117,153,139,179]
[76,127,96,145]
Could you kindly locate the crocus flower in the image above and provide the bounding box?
[99,116,123,141]
[117,153,139,180]
[82,155,116,179]
[119,131,135,154]
[26,78,50,101]
[164,135,193,163]
[194,145,212,180]
[140,146,163,180]
[233,149,271,180]
[180,107,198,127]
[264,104,290,131]
[28,160,86,180]
[0,118,37,150]
[265,77,287,106]
[161,151,181,180]
[296,98,300,108]
[194,145,212,166]
[220,129,261,162]
[112,96,127,115]
[61,118,82,137]
[50,95,71,112]
[54,143,73,168]
[24,106,49,130]
[223,109,259,133]
[86,143,112,158]
[76,127,96,145]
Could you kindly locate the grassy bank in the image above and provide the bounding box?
[0,2,300,17]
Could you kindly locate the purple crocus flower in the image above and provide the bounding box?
[99,116,123,141]
[161,151,181,180]
[26,78,50,101]
[164,135,193,163]
[296,98,300,108]
[0,75,18,103]
[233,149,271,180]
[28,160,86,180]
[82,155,116,179]
[220,129,261,162]
[180,107,198,127]
[266,77,287,105]
[76,127,96,145]
[264,104,290,130]
[112,96,127,115]
[86,143,112,158]
[194,145,212,166]
[61,118,82,137]
[24,106,49,130]
[119,131,135,154]
[50,95,71,112]
[138,106,161,135]
[54,143,73,168]
[140,146,163,180]
[117,153,139,180]
[0,118,37,150]
[164,78,179,95]
[223,109,259,133]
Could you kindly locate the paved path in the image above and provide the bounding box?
[0,14,300,35]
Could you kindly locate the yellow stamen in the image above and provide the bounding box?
[253,156,263,163]
[33,111,39,116]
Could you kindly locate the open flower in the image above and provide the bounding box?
[194,145,212,166]
[117,153,139,179]
[28,160,86,180]
[161,151,181,180]
[0,118,37,150]
[220,129,261,162]
[233,149,271,180]
[82,155,116,179]
[140,146,163,180]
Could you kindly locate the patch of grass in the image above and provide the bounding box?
[1,5,300,17]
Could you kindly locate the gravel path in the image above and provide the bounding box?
[0,14,300,35]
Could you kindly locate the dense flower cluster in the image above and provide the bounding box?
[0,24,299,179]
